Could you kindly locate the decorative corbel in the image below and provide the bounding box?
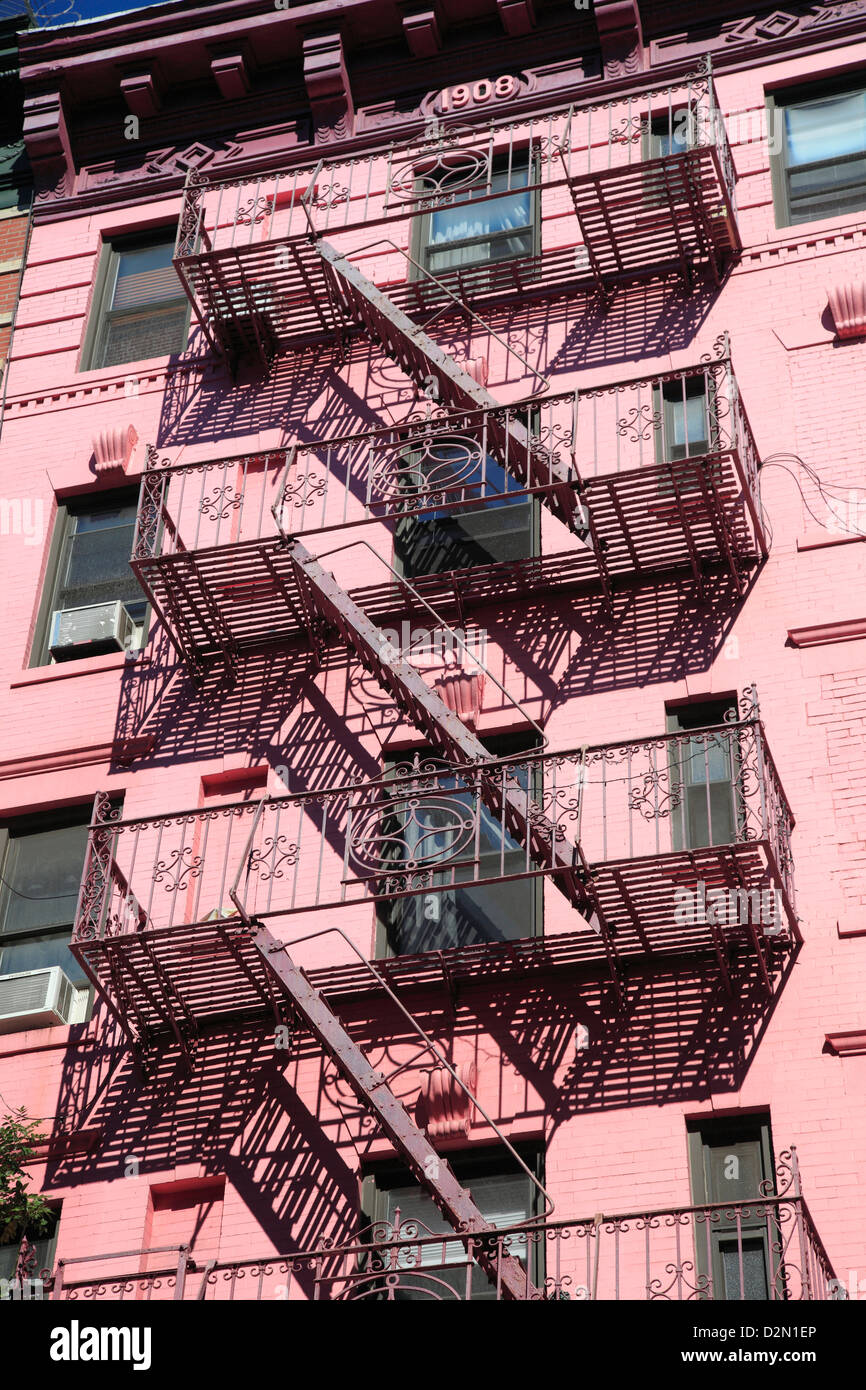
[399,6,443,57]
[420,1062,479,1138]
[92,424,139,478]
[593,0,644,78]
[302,30,354,141]
[827,282,866,340]
[120,68,164,118]
[23,89,75,198]
[496,0,536,36]
[210,48,252,101]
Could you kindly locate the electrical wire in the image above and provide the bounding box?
[0,871,79,903]
[761,452,866,539]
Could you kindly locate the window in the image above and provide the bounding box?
[83,233,188,370]
[378,735,542,957]
[667,698,739,850]
[394,436,538,580]
[646,110,693,160]
[0,1207,60,1297]
[33,489,146,666]
[641,110,695,209]
[363,1146,543,1301]
[0,807,92,986]
[770,81,866,226]
[415,151,537,278]
[655,377,714,463]
[688,1116,778,1300]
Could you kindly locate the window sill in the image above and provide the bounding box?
[72,349,210,385]
[11,649,149,688]
[797,530,865,552]
[765,206,866,245]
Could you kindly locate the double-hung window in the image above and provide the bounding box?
[770,81,866,226]
[394,439,538,579]
[688,1116,778,1300]
[34,490,146,665]
[0,809,91,987]
[416,151,536,277]
[378,737,542,957]
[363,1147,543,1300]
[655,376,714,463]
[0,1207,60,1297]
[667,698,739,851]
[83,234,188,370]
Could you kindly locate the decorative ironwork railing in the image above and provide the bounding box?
[132,393,578,563]
[49,1151,839,1302]
[174,62,735,266]
[73,689,794,945]
[576,342,761,495]
[133,347,764,562]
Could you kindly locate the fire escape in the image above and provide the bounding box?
[70,62,791,1298]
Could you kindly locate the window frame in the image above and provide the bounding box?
[80,228,190,373]
[391,412,542,583]
[374,732,544,959]
[360,1143,545,1300]
[687,1115,782,1301]
[768,76,866,229]
[666,697,741,852]
[29,486,150,669]
[0,804,96,994]
[410,146,540,283]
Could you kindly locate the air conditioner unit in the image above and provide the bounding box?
[49,600,134,660]
[0,967,76,1033]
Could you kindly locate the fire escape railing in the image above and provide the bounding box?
[72,689,797,1030]
[47,1150,839,1302]
[133,391,579,559]
[173,60,739,360]
[131,348,764,673]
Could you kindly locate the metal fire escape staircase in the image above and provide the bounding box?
[246,921,538,1299]
[287,540,590,913]
[261,249,594,1291]
[317,241,590,539]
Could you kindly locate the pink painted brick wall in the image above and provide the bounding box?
[1,27,865,1300]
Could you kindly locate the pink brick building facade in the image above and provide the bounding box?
[0,0,864,1306]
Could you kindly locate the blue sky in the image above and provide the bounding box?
[70,0,163,18]
[66,0,163,20]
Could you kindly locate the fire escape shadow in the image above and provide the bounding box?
[45,1021,362,1286]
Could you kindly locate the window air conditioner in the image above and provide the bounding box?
[0,967,76,1033]
[49,600,134,660]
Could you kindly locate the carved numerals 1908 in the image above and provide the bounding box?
[436,75,518,113]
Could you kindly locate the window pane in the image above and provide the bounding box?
[100,305,188,369]
[0,931,86,985]
[670,704,738,850]
[720,1238,770,1301]
[785,92,866,165]
[662,380,709,460]
[395,445,534,579]
[111,242,181,309]
[56,508,142,614]
[382,762,538,954]
[380,1170,531,1300]
[1,824,89,935]
[425,160,533,273]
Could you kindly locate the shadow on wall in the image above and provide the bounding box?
[157,341,419,452]
[156,273,720,450]
[45,945,792,1267]
[113,571,751,770]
